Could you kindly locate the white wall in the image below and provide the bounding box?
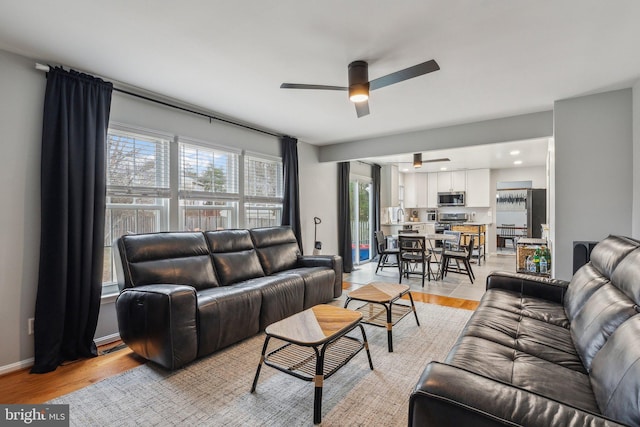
[320,111,553,162]
[554,89,633,280]
[0,50,44,371]
[0,48,338,372]
[298,142,339,256]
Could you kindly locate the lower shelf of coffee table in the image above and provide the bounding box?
[264,336,364,381]
[353,303,412,327]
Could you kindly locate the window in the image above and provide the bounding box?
[103,128,171,290]
[244,154,283,228]
[101,127,284,295]
[179,141,239,231]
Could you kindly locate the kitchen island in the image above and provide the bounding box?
[451,223,489,265]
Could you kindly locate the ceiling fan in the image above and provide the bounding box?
[280,59,440,118]
[398,153,450,169]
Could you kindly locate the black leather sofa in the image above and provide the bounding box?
[410,235,640,427]
[114,226,342,370]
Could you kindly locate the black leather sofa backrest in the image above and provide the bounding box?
[249,227,300,275]
[588,235,640,278]
[590,315,640,427]
[610,247,640,305]
[116,232,219,291]
[204,230,265,286]
[565,235,640,321]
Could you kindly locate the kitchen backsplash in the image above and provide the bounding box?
[403,206,493,224]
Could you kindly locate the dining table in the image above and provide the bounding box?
[392,233,457,281]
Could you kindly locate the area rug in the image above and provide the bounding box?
[50,303,472,426]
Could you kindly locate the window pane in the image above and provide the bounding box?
[180,143,238,195]
[106,130,170,195]
[102,205,162,284]
[180,200,237,231]
[245,156,283,198]
[245,203,282,229]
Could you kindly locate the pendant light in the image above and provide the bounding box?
[413,153,422,168]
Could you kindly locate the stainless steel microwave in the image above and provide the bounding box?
[437,192,465,207]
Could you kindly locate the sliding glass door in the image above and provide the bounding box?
[350,177,372,265]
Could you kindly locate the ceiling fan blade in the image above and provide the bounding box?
[369,59,440,91]
[423,157,450,163]
[355,100,370,118]
[280,83,347,91]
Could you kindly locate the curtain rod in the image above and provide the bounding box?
[35,63,283,139]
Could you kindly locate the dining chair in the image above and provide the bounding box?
[398,234,432,287]
[441,235,475,284]
[374,230,399,274]
[500,224,517,250]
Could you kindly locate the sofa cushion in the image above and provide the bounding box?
[564,263,610,322]
[609,247,640,305]
[461,290,585,373]
[446,336,600,414]
[118,232,219,291]
[196,285,262,356]
[589,235,640,279]
[250,227,301,275]
[205,230,265,286]
[276,267,336,309]
[570,283,637,371]
[590,316,640,427]
[233,275,305,329]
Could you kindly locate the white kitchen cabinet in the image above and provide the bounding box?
[437,171,466,192]
[402,173,416,208]
[465,169,491,207]
[415,173,428,207]
[427,173,438,208]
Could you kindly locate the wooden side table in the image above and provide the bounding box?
[343,282,419,352]
[251,304,373,425]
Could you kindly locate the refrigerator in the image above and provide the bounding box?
[527,189,547,238]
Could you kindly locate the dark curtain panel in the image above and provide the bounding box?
[338,162,353,273]
[32,67,113,373]
[281,136,303,253]
[371,164,381,258]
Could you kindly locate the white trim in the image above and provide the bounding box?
[0,333,123,375]
[109,121,175,142]
[95,333,121,347]
[178,135,242,154]
[244,150,282,162]
[0,357,34,376]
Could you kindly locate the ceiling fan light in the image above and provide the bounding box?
[349,83,369,103]
[413,153,422,168]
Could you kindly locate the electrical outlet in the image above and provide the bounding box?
[28,318,35,335]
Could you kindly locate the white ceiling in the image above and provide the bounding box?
[0,1,639,149]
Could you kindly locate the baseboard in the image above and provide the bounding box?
[94,332,121,346]
[0,333,121,376]
[0,357,34,376]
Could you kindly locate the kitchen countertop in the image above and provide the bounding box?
[381,222,435,226]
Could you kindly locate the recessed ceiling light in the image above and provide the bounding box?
[514,160,523,165]
[510,150,520,156]
[440,167,447,171]
[402,168,409,172]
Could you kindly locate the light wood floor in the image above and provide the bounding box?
[0,283,478,404]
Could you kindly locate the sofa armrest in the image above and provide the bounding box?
[486,271,570,304]
[116,284,198,369]
[298,255,343,298]
[410,362,624,427]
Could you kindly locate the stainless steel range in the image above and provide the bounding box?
[436,212,469,232]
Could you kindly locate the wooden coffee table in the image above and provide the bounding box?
[343,282,419,352]
[250,304,373,425]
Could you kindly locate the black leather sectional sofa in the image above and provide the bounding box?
[114,226,342,370]
[410,235,640,427]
